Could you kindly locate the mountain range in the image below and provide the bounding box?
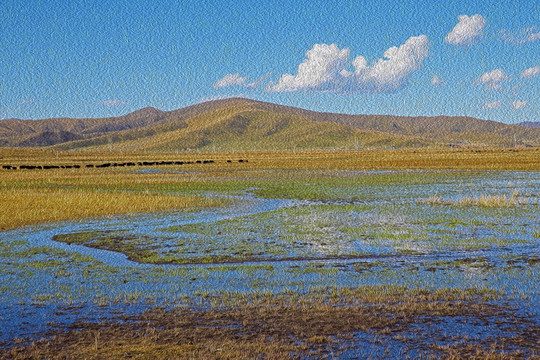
[1,98,539,151]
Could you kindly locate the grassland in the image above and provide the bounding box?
[1,146,539,358]
[1,147,539,231]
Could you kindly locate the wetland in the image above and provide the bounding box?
[0,149,539,358]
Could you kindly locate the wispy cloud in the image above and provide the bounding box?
[520,66,540,79]
[481,101,502,109]
[213,73,248,89]
[18,99,35,105]
[267,35,429,94]
[473,69,509,91]
[445,14,486,47]
[500,27,540,45]
[244,72,273,89]
[214,72,272,90]
[431,76,443,86]
[101,99,128,107]
[512,100,528,109]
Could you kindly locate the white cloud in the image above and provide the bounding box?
[473,69,509,90]
[101,99,128,107]
[18,99,34,105]
[431,76,443,85]
[520,66,540,79]
[526,32,540,42]
[213,73,248,89]
[268,43,350,92]
[214,73,270,89]
[445,14,486,47]
[500,27,540,45]
[244,72,273,89]
[512,100,528,109]
[482,101,502,109]
[268,35,429,94]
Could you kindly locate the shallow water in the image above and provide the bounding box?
[0,170,539,351]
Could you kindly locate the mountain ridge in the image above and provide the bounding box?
[1,98,539,150]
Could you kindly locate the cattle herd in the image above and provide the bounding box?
[1,159,248,170]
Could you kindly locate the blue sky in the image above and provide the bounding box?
[1,0,539,124]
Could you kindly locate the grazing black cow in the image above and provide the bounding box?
[73,165,80,168]
[86,164,94,168]
[126,162,135,166]
[226,160,232,163]
[196,160,202,164]
[238,159,244,163]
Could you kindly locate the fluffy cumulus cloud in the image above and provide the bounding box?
[101,99,128,107]
[445,14,486,47]
[268,35,429,94]
[213,73,248,89]
[520,66,540,79]
[512,100,528,109]
[482,101,502,109]
[267,43,350,92]
[473,69,509,90]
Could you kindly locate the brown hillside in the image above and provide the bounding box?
[1,98,540,150]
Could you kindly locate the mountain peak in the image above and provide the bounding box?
[126,107,164,117]
[2,100,540,150]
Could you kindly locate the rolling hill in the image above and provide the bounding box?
[519,121,540,128]
[1,98,540,151]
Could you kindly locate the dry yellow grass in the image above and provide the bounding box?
[1,147,540,171]
[1,146,539,230]
[0,188,220,231]
[248,147,540,171]
[419,190,539,207]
